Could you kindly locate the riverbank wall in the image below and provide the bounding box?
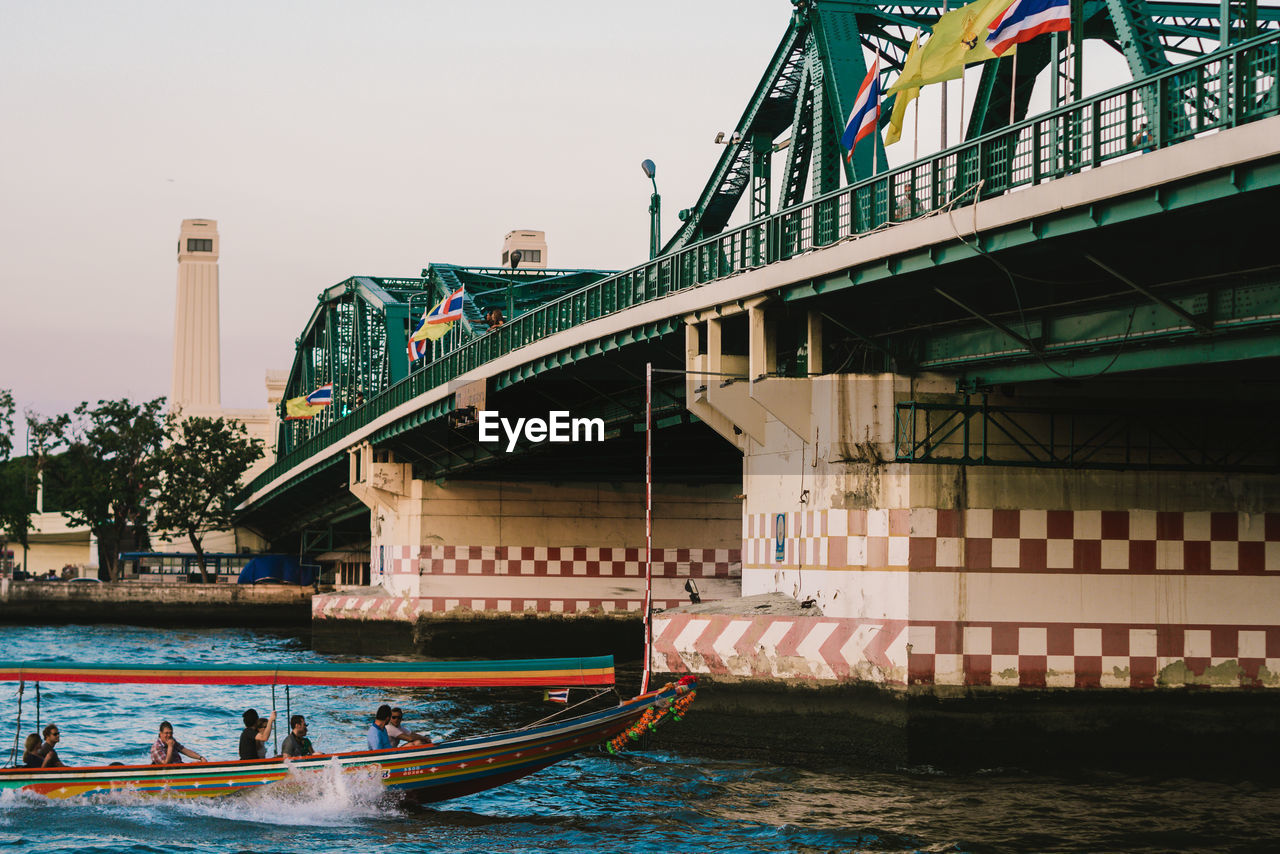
[0,579,312,627]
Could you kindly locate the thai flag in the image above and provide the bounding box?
[840,54,880,161]
[544,688,569,704]
[425,286,465,325]
[986,0,1070,57]
[408,338,429,360]
[305,383,333,406]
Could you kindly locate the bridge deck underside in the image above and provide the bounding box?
[239,339,742,550]
[803,172,1280,384]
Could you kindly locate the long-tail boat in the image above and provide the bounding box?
[0,657,696,801]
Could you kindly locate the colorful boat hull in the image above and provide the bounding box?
[0,682,687,803]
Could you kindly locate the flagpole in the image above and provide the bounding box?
[940,0,949,149]
[641,361,653,695]
[872,50,881,179]
[913,89,919,162]
[1009,50,1018,126]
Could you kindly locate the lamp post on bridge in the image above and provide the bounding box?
[642,159,660,259]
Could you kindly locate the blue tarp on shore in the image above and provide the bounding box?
[236,555,315,586]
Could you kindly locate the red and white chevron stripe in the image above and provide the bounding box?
[313,594,692,621]
[651,613,909,683]
[653,613,1280,689]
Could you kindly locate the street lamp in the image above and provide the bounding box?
[641,159,660,259]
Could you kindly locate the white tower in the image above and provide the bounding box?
[170,219,222,415]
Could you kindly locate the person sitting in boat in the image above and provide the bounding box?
[149,721,205,765]
[239,708,276,760]
[367,704,393,750]
[387,708,431,746]
[36,724,65,767]
[280,715,315,758]
[21,733,42,768]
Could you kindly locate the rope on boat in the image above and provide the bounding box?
[6,681,22,768]
[606,677,697,755]
[271,683,278,755]
[522,688,614,728]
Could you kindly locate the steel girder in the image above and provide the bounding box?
[668,1,1280,252]
[279,276,426,456]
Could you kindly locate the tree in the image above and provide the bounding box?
[0,409,69,573]
[0,390,13,462]
[59,397,169,581]
[152,415,264,583]
[0,390,18,571]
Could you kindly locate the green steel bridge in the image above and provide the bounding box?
[236,1,1280,551]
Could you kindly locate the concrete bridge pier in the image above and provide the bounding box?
[664,304,1280,768]
[312,443,742,656]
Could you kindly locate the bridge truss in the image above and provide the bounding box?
[241,9,1280,547]
[667,0,1280,253]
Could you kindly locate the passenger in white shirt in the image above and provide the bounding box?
[386,707,431,746]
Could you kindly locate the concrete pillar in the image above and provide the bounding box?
[339,443,742,618]
[681,362,1280,692]
[170,219,221,416]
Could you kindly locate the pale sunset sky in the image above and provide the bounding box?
[0,0,1140,441]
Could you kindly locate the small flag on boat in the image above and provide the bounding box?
[840,53,880,161]
[986,0,1069,56]
[411,287,465,342]
[544,688,569,704]
[306,383,334,406]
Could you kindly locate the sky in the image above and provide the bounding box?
[0,0,1142,444]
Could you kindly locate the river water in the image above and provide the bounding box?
[0,624,1276,853]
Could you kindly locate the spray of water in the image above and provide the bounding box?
[176,758,403,826]
[0,758,404,828]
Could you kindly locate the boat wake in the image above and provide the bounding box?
[0,759,403,827]
[181,759,403,826]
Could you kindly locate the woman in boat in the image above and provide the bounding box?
[254,718,270,757]
[239,708,275,760]
[149,721,205,765]
[21,733,41,768]
[37,724,64,767]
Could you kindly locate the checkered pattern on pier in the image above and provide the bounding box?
[386,545,738,578]
[744,509,1280,573]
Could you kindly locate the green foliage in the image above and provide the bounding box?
[0,389,13,462]
[0,458,35,559]
[59,397,169,580]
[152,415,265,581]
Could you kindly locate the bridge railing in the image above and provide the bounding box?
[245,32,1280,500]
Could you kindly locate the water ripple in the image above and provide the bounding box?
[0,625,1277,852]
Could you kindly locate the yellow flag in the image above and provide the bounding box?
[285,395,324,420]
[410,318,454,342]
[885,35,921,146]
[886,0,1015,94]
